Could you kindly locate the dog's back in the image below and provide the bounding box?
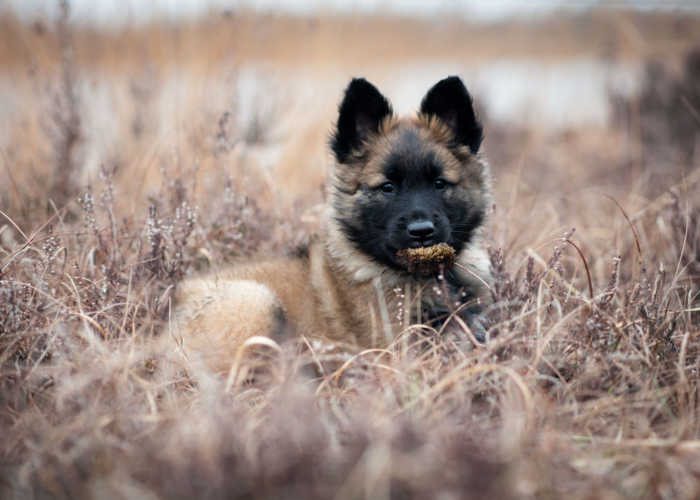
[174,254,316,372]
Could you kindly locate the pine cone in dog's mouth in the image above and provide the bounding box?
[396,243,456,274]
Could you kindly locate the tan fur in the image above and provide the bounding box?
[174,278,284,373]
[174,116,492,373]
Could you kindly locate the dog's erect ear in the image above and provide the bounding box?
[331,78,393,163]
[420,76,483,153]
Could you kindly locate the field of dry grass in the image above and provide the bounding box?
[1,7,699,499]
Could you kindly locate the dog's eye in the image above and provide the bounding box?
[380,182,395,193]
[434,179,447,190]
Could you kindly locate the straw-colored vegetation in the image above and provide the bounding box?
[1,7,698,499]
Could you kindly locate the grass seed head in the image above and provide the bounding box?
[396,243,456,275]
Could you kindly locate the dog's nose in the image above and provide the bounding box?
[407,220,435,240]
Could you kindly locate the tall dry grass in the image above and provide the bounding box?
[1,9,699,499]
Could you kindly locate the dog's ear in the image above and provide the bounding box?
[420,76,483,153]
[331,78,393,163]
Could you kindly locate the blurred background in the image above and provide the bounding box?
[1,1,699,261]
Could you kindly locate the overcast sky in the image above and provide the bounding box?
[5,0,699,25]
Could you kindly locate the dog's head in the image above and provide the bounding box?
[329,76,490,275]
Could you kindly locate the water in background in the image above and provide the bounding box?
[6,0,698,26]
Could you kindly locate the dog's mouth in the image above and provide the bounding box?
[406,239,436,249]
[395,243,456,275]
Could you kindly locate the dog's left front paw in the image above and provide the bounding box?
[462,305,493,344]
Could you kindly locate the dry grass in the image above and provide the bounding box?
[3,9,700,72]
[1,9,699,499]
